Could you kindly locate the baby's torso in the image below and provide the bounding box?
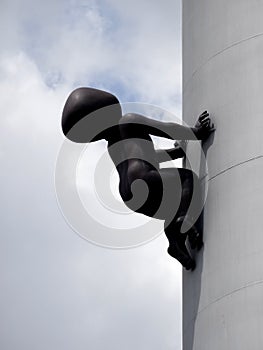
[107,118,159,201]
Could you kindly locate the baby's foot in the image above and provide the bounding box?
[176,216,203,251]
[167,244,196,271]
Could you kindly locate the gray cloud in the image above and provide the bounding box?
[1,0,182,110]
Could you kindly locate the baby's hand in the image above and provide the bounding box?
[174,140,187,152]
[194,111,215,140]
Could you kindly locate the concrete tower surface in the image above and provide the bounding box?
[183,1,263,349]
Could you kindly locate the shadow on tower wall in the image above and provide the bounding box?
[182,132,215,350]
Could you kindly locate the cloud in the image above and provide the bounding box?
[0,1,183,350]
[1,0,182,111]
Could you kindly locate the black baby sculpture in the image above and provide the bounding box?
[61,87,214,270]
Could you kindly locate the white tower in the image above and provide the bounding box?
[183,1,263,349]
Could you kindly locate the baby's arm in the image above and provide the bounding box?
[155,142,185,163]
[120,111,214,141]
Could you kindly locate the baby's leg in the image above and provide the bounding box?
[159,168,201,227]
[174,169,203,248]
[165,219,195,270]
[160,168,203,268]
[176,168,195,218]
[122,160,164,218]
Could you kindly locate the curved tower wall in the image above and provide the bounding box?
[183,1,263,349]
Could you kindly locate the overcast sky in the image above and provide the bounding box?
[0,1,183,349]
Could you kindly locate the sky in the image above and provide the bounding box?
[0,1,183,349]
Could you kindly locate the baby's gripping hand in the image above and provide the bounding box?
[194,111,215,140]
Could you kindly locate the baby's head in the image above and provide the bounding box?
[62,87,122,143]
